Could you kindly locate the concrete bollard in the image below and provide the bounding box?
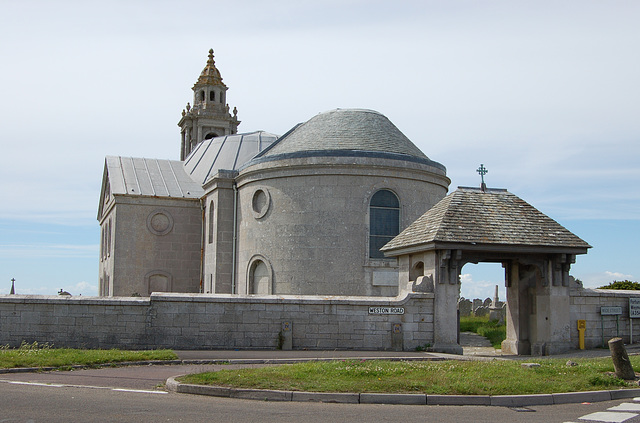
[608,337,636,380]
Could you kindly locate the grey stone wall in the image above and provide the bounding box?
[235,156,449,297]
[102,197,202,296]
[570,288,640,349]
[0,292,434,351]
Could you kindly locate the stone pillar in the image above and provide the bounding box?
[502,261,531,355]
[531,259,571,354]
[431,250,463,354]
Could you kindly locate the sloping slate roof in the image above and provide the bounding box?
[257,109,432,161]
[382,187,591,252]
[105,156,204,198]
[183,131,278,184]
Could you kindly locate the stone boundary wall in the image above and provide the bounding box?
[571,288,640,349]
[0,292,434,351]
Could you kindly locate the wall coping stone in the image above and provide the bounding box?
[0,295,151,306]
[571,288,640,298]
[150,291,434,305]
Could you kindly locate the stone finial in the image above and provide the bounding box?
[186,102,190,112]
[182,109,186,117]
[195,48,225,87]
[233,106,238,117]
[10,278,15,295]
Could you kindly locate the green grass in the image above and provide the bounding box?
[460,315,506,348]
[0,341,177,369]
[178,357,635,396]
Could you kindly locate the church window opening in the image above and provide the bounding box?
[251,188,270,219]
[369,190,400,259]
[249,259,271,294]
[209,91,215,101]
[208,201,214,244]
[107,218,112,256]
[199,91,205,102]
[146,271,172,295]
[204,132,218,140]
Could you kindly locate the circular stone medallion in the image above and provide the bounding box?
[147,210,174,235]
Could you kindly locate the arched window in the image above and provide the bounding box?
[146,271,172,295]
[209,91,215,101]
[199,91,205,102]
[249,260,270,294]
[204,132,218,140]
[107,218,112,256]
[208,201,214,244]
[369,190,400,259]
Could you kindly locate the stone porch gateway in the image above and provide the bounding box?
[382,187,591,356]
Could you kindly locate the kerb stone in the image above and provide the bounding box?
[360,393,425,405]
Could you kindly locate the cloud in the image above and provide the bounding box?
[460,273,505,302]
[3,280,98,296]
[578,271,636,289]
[0,243,97,259]
[62,281,98,297]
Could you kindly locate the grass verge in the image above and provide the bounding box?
[459,315,506,348]
[0,341,177,369]
[178,357,637,396]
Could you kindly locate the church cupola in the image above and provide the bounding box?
[178,49,240,160]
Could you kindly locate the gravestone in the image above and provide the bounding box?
[458,298,472,317]
[473,299,483,312]
[474,306,489,317]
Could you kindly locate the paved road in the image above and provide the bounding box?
[3,345,640,422]
[2,381,639,423]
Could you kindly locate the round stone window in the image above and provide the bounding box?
[146,210,174,235]
[251,188,270,219]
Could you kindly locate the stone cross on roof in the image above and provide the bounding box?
[476,164,488,191]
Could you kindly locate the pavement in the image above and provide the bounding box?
[4,334,640,407]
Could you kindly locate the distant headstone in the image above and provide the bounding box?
[474,306,489,317]
[458,298,472,317]
[472,299,482,311]
[483,297,492,307]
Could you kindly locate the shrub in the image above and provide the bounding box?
[598,280,640,290]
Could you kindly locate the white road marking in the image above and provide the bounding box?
[1,379,166,394]
[578,411,638,422]
[608,403,640,412]
[112,388,167,395]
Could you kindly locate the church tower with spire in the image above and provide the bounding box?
[178,49,240,160]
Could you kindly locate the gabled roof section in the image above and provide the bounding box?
[183,131,279,184]
[104,156,204,198]
[382,187,591,254]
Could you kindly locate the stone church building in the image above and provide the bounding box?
[97,49,450,297]
[0,48,604,356]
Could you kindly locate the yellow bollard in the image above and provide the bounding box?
[578,319,586,350]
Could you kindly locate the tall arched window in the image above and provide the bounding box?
[249,260,270,294]
[208,201,214,244]
[369,190,400,259]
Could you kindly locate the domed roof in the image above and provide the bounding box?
[251,109,442,170]
[194,49,225,88]
[184,131,278,184]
